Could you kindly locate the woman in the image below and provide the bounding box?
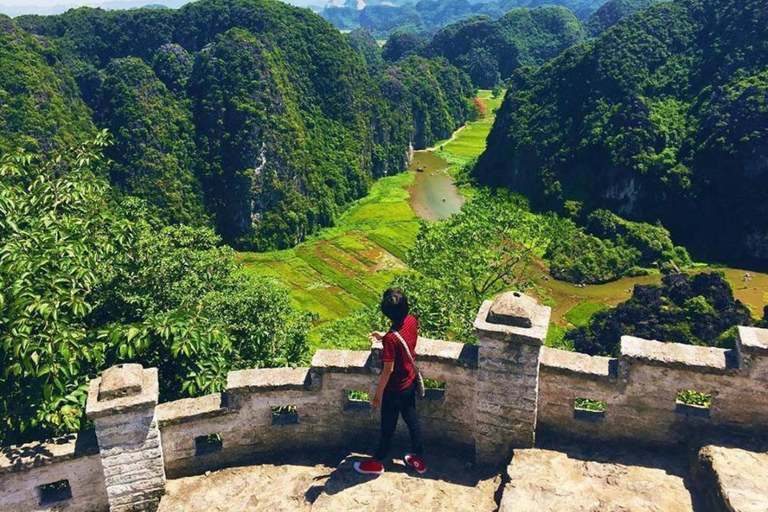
[354,288,426,476]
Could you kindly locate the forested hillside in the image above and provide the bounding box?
[0,15,95,154]
[428,7,585,87]
[584,0,660,36]
[323,0,611,36]
[475,0,768,264]
[9,0,475,250]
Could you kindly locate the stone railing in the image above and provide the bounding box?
[2,291,767,511]
[537,326,768,443]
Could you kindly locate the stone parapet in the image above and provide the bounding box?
[4,295,768,510]
[87,365,165,512]
[473,291,551,467]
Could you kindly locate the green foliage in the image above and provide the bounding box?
[547,209,690,283]
[97,56,207,226]
[380,55,477,151]
[430,8,585,88]
[0,16,95,155]
[548,228,642,283]
[423,378,445,390]
[396,189,557,343]
[348,389,371,401]
[346,28,384,75]
[152,43,193,93]
[574,397,606,411]
[676,389,711,408]
[585,0,660,36]
[424,9,584,88]
[382,31,427,62]
[475,0,768,263]
[0,139,311,444]
[14,0,475,251]
[0,133,124,442]
[567,272,753,356]
[322,0,611,38]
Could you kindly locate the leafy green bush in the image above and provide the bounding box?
[567,272,752,356]
[395,189,558,343]
[547,209,690,283]
[0,138,310,444]
[676,390,711,408]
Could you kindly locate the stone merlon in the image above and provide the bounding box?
[473,292,551,344]
[86,366,159,420]
[620,336,736,374]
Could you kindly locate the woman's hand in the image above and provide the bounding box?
[369,331,385,342]
[372,393,382,409]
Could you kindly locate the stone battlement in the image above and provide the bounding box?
[2,292,768,511]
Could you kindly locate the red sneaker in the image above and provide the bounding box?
[353,459,385,476]
[404,454,426,474]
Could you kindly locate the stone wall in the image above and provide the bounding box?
[158,337,478,478]
[0,433,108,512]
[2,291,768,511]
[537,326,768,443]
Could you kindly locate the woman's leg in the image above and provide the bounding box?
[399,385,423,456]
[374,391,399,461]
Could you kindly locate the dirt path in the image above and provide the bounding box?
[425,124,467,152]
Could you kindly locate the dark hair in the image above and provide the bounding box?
[380,288,409,326]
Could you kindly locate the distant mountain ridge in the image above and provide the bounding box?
[323,0,612,36]
[0,0,188,17]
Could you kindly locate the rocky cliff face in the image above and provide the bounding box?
[474,0,768,263]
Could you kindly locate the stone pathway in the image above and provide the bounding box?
[698,445,768,512]
[158,451,501,512]
[500,446,696,512]
[162,442,768,511]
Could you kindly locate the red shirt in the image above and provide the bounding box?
[381,314,418,392]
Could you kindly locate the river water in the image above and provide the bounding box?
[407,150,464,221]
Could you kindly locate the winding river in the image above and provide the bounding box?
[407,150,464,221]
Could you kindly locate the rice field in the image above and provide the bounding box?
[237,91,501,327]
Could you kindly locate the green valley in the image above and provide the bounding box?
[239,90,503,347]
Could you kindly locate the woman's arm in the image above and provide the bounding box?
[372,361,394,408]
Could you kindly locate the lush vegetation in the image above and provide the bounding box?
[428,8,585,87]
[346,28,384,75]
[0,137,310,445]
[475,0,768,264]
[240,91,500,351]
[567,272,754,356]
[584,0,660,36]
[322,0,613,38]
[547,208,691,283]
[13,0,475,251]
[0,15,95,154]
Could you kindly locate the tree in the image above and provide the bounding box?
[396,190,557,343]
[0,132,129,442]
[0,136,311,444]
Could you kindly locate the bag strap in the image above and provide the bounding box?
[392,330,420,374]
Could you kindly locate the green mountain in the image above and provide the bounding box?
[584,0,662,36]
[323,0,610,38]
[12,0,474,250]
[428,7,585,87]
[0,15,95,154]
[474,0,768,263]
